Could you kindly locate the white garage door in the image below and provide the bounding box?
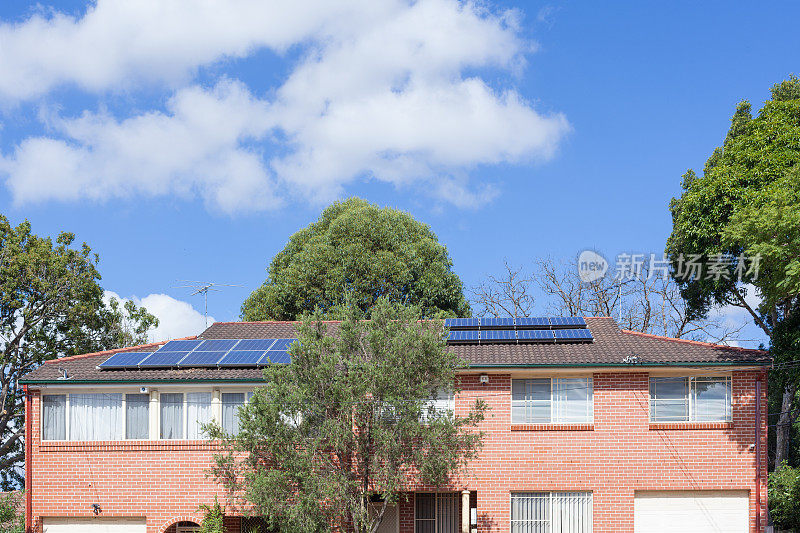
[634,491,749,533]
[43,518,146,533]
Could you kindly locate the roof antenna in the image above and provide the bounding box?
[173,281,242,328]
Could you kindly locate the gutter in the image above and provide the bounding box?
[466,361,771,368]
[24,385,31,533]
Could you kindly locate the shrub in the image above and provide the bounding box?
[769,462,800,530]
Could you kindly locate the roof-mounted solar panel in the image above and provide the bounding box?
[549,317,587,329]
[97,352,152,369]
[234,339,278,351]
[517,329,555,342]
[444,318,480,330]
[195,339,240,351]
[259,350,292,365]
[480,329,516,342]
[157,339,203,352]
[139,351,190,367]
[447,330,480,343]
[269,338,297,351]
[514,317,551,329]
[479,317,515,329]
[218,350,268,367]
[177,351,228,367]
[553,328,593,342]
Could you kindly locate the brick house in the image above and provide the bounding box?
[21,316,769,533]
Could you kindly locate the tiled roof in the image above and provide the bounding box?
[20,317,770,383]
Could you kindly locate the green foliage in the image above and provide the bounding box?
[666,75,800,321]
[210,298,486,533]
[769,462,800,530]
[241,198,471,321]
[0,492,23,533]
[198,496,225,533]
[0,215,158,487]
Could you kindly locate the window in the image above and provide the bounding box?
[70,393,123,440]
[649,376,731,422]
[42,395,66,440]
[511,492,592,533]
[160,393,184,439]
[125,394,149,439]
[512,378,593,424]
[422,390,455,422]
[222,392,246,434]
[415,493,460,533]
[187,392,213,439]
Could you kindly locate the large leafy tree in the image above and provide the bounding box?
[0,216,158,488]
[210,299,486,533]
[666,76,800,466]
[241,198,471,320]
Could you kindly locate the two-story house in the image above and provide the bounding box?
[20,316,769,533]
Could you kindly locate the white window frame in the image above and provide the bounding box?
[511,377,594,424]
[510,491,593,533]
[649,375,732,423]
[40,386,258,442]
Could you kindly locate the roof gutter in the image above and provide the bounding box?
[466,361,771,368]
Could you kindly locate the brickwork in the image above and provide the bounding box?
[28,370,767,533]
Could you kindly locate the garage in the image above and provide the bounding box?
[634,491,749,533]
[43,518,146,533]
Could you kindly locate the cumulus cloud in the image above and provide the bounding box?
[0,0,570,211]
[104,291,213,343]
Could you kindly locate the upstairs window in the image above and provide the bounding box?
[649,376,731,422]
[512,378,593,424]
[42,394,66,441]
[160,393,184,439]
[422,389,455,422]
[125,393,149,439]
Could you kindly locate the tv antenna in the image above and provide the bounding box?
[173,280,242,328]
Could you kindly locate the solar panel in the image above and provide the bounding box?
[139,351,190,367]
[218,350,268,366]
[259,350,292,365]
[196,339,240,351]
[517,329,555,342]
[234,339,277,351]
[444,318,480,330]
[480,329,516,342]
[480,318,515,329]
[97,352,152,369]
[447,330,480,343]
[177,351,228,367]
[270,338,297,351]
[514,317,550,329]
[549,317,587,329]
[553,328,593,342]
[158,339,203,352]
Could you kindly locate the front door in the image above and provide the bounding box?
[415,493,461,533]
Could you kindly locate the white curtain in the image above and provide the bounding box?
[692,377,731,421]
[42,395,66,440]
[187,392,212,439]
[69,393,123,441]
[222,392,245,434]
[160,393,184,439]
[512,492,592,533]
[125,394,149,439]
[512,379,551,424]
[554,378,593,423]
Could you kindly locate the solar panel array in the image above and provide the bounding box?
[98,338,297,370]
[445,316,593,345]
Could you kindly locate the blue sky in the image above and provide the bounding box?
[0,1,796,347]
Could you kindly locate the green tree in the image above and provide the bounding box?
[665,76,800,467]
[241,198,471,321]
[0,215,158,488]
[210,299,486,533]
[198,496,225,533]
[0,492,23,533]
[768,463,800,530]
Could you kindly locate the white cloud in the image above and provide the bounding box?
[708,284,768,348]
[0,0,570,211]
[104,291,212,343]
[2,80,280,213]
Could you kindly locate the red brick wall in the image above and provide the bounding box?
[28,370,767,533]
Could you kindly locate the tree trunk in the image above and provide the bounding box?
[775,382,797,467]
